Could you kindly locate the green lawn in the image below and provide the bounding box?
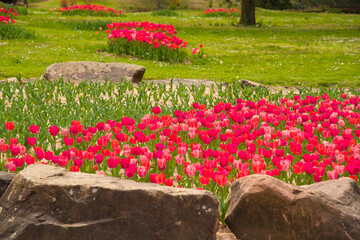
[29,0,235,12]
[0,3,359,87]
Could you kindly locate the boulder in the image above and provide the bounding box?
[43,61,146,83]
[225,175,360,240]
[0,164,218,240]
[0,171,15,198]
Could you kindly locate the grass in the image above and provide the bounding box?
[0,2,359,87]
[151,9,179,17]
[30,0,235,12]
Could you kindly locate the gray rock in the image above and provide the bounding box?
[0,171,15,198]
[0,164,219,240]
[43,61,145,83]
[239,79,262,88]
[225,175,360,240]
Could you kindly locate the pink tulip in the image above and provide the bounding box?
[327,170,338,180]
[186,165,196,177]
[137,166,147,177]
[175,155,184,165]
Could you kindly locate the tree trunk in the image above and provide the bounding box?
[240,0,256,25]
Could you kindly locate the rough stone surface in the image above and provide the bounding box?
[225,175,360,240]
[0,171,15,198]
[0,164,219,240]
[239,79,262,88]
[43,61,146,83]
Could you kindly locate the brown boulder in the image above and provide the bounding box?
[225,175,360,240]
[0,171,15,197]
[43,61,145,83]
[0,164,219,240]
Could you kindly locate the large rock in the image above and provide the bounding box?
[225,175,360,240]
[0,171,15,198]
[43,61,146,83]
[0,164,219,240]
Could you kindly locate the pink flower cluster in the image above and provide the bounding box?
[0,7,17,24]
[204,8,240,14]
[0,15,15,24]
[107,24,187,50]
[53,4,123,16]
[106,21,176,35]
[203,8,241,18]
[0,6,17,16]
[1,93,360,190]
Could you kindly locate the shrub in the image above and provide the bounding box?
[256,0,292,10]
[292,0,360,8]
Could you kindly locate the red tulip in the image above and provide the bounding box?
[5,122,14,131]
[164,178,173,186]
[152,106,161,114]
[48,125,59,136]
[292,162,304,175]
[199,176,210,185]
[27,137,37,146]
[29,124,40,134]
[64,137,73,146]
[10,146,20,156]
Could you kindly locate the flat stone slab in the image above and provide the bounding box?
[43,61,146,83]
[225,175,360,240]
[0,164,219,240]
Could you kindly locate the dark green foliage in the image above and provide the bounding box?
[292,0,360,8]
[0,23,35,39]
[256,0,292,10]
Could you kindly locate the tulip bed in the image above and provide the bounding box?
[203,8,241,18]
[0,6,16,25]
[52,4,124,17]
[106,21,202,63]
[1,79,360,223]
[0,6,34,39]
[0,3,28,15]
